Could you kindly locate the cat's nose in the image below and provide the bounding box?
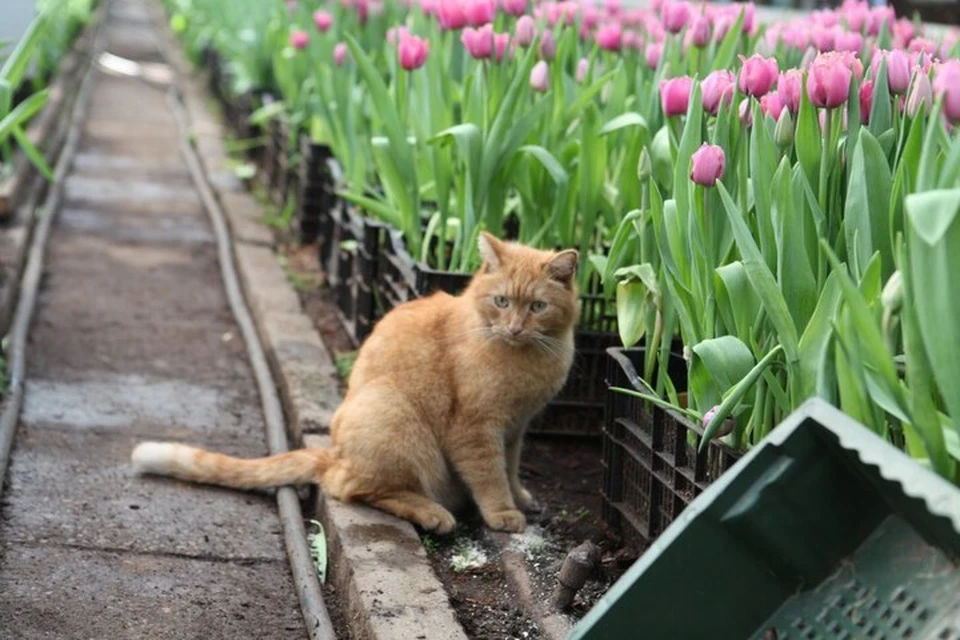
[508,323,523,336]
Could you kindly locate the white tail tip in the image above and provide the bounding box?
[132,441,183,474]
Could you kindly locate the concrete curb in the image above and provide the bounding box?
[155,14,469,640]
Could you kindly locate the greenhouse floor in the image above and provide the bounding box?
[0,2,307,636]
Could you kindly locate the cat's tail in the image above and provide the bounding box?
[131,442,335,490]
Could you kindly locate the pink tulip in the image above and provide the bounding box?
[539,30,556,60]
[689,15,710,48]
[909,38,938,57]
[464,0,495,26]
[576,58,590,84]
[290,30,309,50]
[781,25,809,51]
[807,52,853,109]
[438,0,468,30]
[713,15,733,43]
[596,23,622,51]
[493,32,510,62]
[738,54,778,98]
[660,76,693,117]
[514,15,536,47]
[645,42,663,70]
[661,0,691,34]
[871,49,911,95]
[420,0,440,16]
[842,2,869,32]
[834,31,862,54]
[777,69,803,114]
[690,143,725,187]
[398,34,430,70]
[501,0,526,17]
[582,5,601,29]
[869,6,895,36]
[461,25,493,59]
[893,18,916,47]
[313,10,333,32]
[701,70,736,115]
[387,26,410,45]
[333,42,348,66]
[530,60,549,92]
[859,80,873,123]
[702,405,720,427]
[811,26,835,53]
[760,91,786,119]
[623,30,638,50]
[933,60,960,124]
[906,72,932,118]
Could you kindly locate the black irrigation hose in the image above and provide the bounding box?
[166,90,336,640]
[0,23,101,503]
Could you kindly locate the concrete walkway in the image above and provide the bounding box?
[0,2,305,637]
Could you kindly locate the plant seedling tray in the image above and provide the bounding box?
[571,398,960,639]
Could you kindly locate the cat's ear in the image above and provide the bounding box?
[478,232,506,271]
[545,250,578,286]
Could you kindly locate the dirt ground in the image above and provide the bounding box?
[277,238,638,638]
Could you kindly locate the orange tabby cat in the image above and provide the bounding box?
[131,232,578,533]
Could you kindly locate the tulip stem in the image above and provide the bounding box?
[817,107,832,234]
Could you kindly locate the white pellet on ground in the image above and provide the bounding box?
[509,525,550,559]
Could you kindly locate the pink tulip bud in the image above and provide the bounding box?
[493,32,510,62]
[514,15,536,47]
[807,52,854,108]
[702,405,720,427]
[871,49,911,95]
[859,80,873,123]
[398,34,430,70]
[690,15,710,48]
[595,23,622,51]
[738,54,779,98]
[660,76,693,117]
[576,58,590,84]
[644,42,663,70]
[501,0,526,17]
[902,72,930,118]
[333,42,348,65]
[464,0,495,27]
[760,91,786,119]
[933,60,960,124]
[690,143,725,187]
[701,70,735,115]
[313,10,333,32]
[290,30,309,50]
[530,60,549,92]
[538,30,556,60]
[713,15,733,43]
[438,0,468,30]
[661,0,691,34]
[777,69,803,114]
[834,30,862,54]
[461,25,493,59]
[623,30,638,50]
[420,0,440,16]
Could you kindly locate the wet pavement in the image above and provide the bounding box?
[0,1,305,637]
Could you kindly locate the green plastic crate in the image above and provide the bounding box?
[569,399,960,640]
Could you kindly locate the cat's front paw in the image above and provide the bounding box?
[484,509,526,533]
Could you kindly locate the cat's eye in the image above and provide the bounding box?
[493,295,510,308]
[530,301,548,313]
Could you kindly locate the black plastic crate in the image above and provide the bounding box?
[375,229,620,437]
[259,94,280,191]
[299,138,340,267]
[272,118,291,206]
[602,347,741,548]
[331,204,384,346]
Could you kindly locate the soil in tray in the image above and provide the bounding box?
[277,237,639,636]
